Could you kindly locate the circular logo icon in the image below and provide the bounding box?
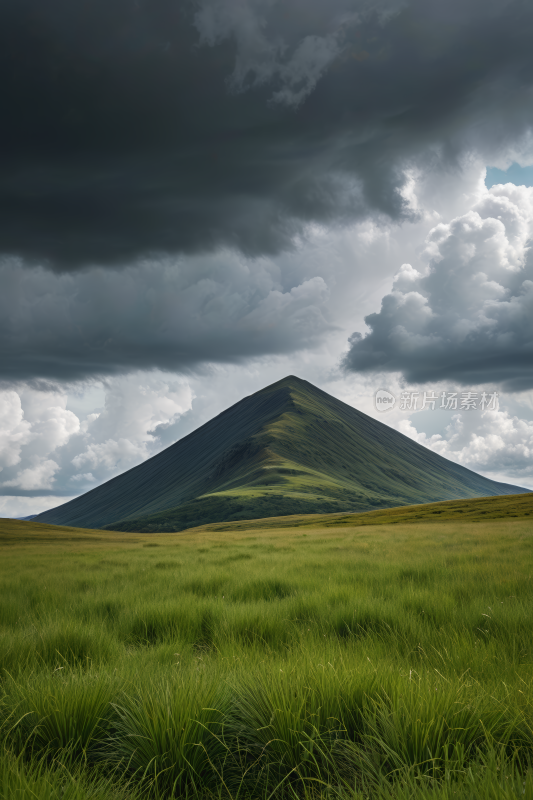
[375,389,396,412]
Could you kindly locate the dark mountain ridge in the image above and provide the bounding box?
[35,376,528,531]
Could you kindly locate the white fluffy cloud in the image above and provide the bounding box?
[398,406,533,489]
[344,183,533,390]
[20,393,80,456]
[0,495,78,520]
[0,388,79,489]
[0,373,193,512]
[71,373,192,479]
[3,458,60,491]
[0,391,32,471]
[0,389,80,492]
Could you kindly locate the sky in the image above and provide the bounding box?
[1,0,533,518]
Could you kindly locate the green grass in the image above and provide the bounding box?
[35,377,527,531]
[1,511,533,798]
[0,748,142,800]
[195,492,533,532]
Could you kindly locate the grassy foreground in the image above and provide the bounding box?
[1,503,533,799]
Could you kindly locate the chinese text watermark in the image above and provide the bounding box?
[375,389,499,413]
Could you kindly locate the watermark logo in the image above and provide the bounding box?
[375,389,396,412]
[374,390,499,412]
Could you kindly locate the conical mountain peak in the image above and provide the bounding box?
[257,375,310,392]
[36,378,528,531]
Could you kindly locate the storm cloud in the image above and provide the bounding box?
[0,250,332,380]
[343,184,533,390]
[2,0,533,269]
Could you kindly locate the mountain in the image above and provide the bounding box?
[34,376,528,532]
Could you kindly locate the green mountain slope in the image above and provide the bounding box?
[35,376,528,531]
[189,492,533,533]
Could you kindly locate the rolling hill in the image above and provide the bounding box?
[189,492,533,533]
[34,376,528,532]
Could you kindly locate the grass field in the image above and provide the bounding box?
[1,495,533,798]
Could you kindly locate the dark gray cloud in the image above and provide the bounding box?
[0,253,332,380]
[343,184,533,391]
[2,0,533,269]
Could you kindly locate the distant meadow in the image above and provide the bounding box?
[1,511,533,799]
